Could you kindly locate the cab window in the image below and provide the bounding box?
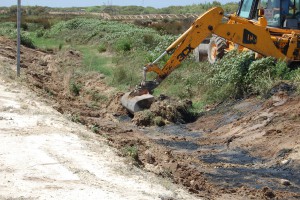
[240,0,256,18]
[261,0,281,26]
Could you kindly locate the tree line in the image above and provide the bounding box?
[2,2,238,16]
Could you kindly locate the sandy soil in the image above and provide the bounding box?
[0,66,197,199]
[1,36,300,199]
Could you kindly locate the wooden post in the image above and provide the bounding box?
[17,0,21,77]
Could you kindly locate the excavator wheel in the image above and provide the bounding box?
[208,35,227,64]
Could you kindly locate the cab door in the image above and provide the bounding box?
[238,0,260,18]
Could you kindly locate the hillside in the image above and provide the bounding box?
[1,2,238,15]
[0,42,197,200]
[0,34,300,199]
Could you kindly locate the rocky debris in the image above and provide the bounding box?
[143,149,156,164]
[280,179,292,186]
[132,97,194,126]
[106,92,127,116]
[132,110,154,126]
[268,82,296,97]
[262,187,276,199]
[280,159,291,166]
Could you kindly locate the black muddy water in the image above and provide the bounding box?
[142,124,300,194]
[123,96,299,195]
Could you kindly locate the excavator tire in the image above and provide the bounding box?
[208,35,227,64]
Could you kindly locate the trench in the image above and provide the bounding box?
[141,123,300,194]
[119,96,300,197]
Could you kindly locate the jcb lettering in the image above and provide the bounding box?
[243,29,257,44]
[177,44,194,61]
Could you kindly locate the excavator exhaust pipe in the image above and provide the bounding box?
[121,92,154,114]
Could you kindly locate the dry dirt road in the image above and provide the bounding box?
[0,71,198,200]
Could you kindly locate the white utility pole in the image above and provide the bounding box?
[17,0,21,76]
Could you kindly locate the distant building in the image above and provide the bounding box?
[0,10,7,14]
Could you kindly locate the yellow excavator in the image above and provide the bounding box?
[121,0,300,113]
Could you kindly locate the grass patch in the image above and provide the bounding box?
[97,43,107,53]
[30,39,114,77]
[70,81,82,96]
[30,34,66,50]
[91,92,108,103]
[91,124,100,133]
[109,51,148,88]
[190,100,206,113]
[122,145,142,166]
[31,34,114,78]
[20,34,36,49]
[79,46,113,76]
[290,68,300,94]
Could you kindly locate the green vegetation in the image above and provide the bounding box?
[54,1,238,15]
[44,18,176,52]
[202,51,292,103]
[122,145,140,165]
[91,92,109,103]
[0,5,299,113]
[153,116,165,126]
[79,46,113,76]
[290,68,300,94]
[70,113,81,123]
[91,124,100,133]
[152,50,300,110]
[97,43,106,53]
[70,81,82,96]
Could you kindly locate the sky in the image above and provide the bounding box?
[0,0,237,8]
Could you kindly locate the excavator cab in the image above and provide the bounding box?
[207,0,300,64]
[238,0,300,28]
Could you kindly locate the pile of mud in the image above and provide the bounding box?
[132,96,195,126]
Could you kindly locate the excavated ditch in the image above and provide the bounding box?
[1,36,300,199]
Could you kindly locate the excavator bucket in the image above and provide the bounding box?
[121,92,154,113]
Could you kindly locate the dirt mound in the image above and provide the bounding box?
[106,92,128,115]
[132,96,194,126]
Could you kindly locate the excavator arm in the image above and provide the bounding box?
[141,7,226,88]
[121,7,292,113]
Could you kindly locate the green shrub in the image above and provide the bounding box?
[290,68,300,94]
[35,29,44,38]
[246,57,276,95]
[20,34,35,49]
[123,145,139,162]
[143,33,155,46]
[58,43,63,50]
[204,51,255,102]
[97,43,107,53]
[108,49,148,89]
[153,116,165,126]
[112,66,127,84]
[70,113,81,123]
[70,81,82,96]
[114,37,132,52]
[91,125,100,133]
[21,22,28,31]
[201,51,292,103]
[45,18,176,54]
